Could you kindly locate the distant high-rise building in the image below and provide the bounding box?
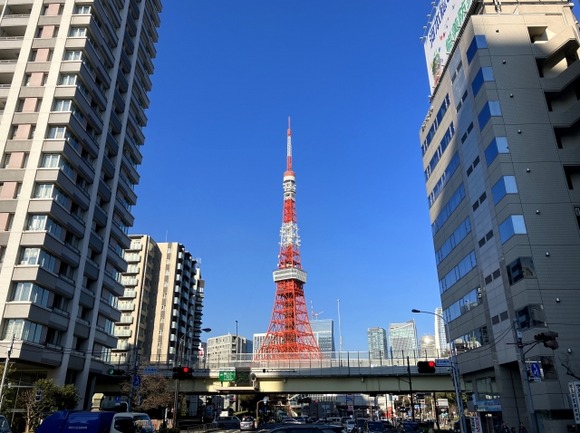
[311,319,335,352]
[419,335,437,359]
[388,321,418,359]
[434,307,448,356]
[207,334,251,366]
[253,333,266,356]
[419,1,580,430]
[367,327,388,359]
[0,0,161,408]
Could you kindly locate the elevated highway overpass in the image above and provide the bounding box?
[95,353,459,396]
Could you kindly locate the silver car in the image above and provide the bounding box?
[240,416,256,431]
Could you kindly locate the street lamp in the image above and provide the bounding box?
[412,308,467,433]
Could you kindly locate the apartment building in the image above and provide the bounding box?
[0,0,161,407]
[420,1,580,431]
[149,241,205,367]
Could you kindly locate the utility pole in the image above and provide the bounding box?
[128,345,140,412]
[0,337,14,408]
[407,356,415,421]
[513,320,540,433]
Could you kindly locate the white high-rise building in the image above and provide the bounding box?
[0,0,161,408]
[434,307,448,356]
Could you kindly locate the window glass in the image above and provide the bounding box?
[499,215,527,243]
[478,101,502,129]
[436,217,471,264]
[471,67,495,96]
[484,137,509,165]
[492,176,518,204]
[506,257,536,285]
[467,35,488,63]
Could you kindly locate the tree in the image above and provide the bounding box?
[16,379,79,433]
[120,374,173,413]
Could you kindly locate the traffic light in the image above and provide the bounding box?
[172,366,193,380]
[107,368,126,376]
[534,331,559,350]
[417,360,436,373]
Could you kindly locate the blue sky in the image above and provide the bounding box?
[132,1,441,351]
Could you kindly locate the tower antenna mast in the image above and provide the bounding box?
[256,118,321,359]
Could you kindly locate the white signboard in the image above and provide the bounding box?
[423,0,475,90]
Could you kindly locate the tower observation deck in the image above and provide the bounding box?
[256,119,321,360]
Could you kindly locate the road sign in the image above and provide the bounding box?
[435,358,451,367]
[527,361,542,382]
[133,375,141,388]
[143,366,157,375]
[219,369,236,382]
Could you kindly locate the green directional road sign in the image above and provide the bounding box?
[219,370,236,382]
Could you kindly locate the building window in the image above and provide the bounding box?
[3,319,44,343]
[63,50,82,61]
[471,67,495,96]
[75,5,91,14]
[492,176,518,205]
[58,74,77,86]
[455,326,488,353]
[506,257,536,285]
[439,251,477,294]
[444,287,481,322]
[436,217,471,265]
[428,152,460,208]
[466,35,488,63]
[10,282,50,307]
[26,214,62,238]
[47,126,67,139]
[52,99,72,112]
[478,101,502,129]
[516,304,546,330]
[484,137,509,165]
[69,27,87,37]
[432,184,466,235]
[19,248,57,272]
[499,215,527,243]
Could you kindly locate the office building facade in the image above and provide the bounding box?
[367,327,387,359]
[388,321,418,360]
[206,334,251,367]
[434,307,448,356]
[311,319,335,353]
[420,1,580,431]
[0,0,161,407]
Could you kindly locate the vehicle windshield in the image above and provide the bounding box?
[134,415,154,433]
[367,422,385,431]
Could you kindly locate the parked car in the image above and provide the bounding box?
[213,416,241,429]
[365,421,386,433]
[399,421,420,433]
[282,417,303,424]
[240,416,256,431]
[345,419,357,432]
[268,424,345,433]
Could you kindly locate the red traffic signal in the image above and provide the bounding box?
[172,366,193,380]
[417,360,436,374]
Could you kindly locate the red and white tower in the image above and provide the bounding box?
[257,118,321,359]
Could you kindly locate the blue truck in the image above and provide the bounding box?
[35,410,154,433]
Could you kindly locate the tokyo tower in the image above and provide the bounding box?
[256,118,321,359]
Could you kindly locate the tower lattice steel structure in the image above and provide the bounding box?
[256,119,321,359]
